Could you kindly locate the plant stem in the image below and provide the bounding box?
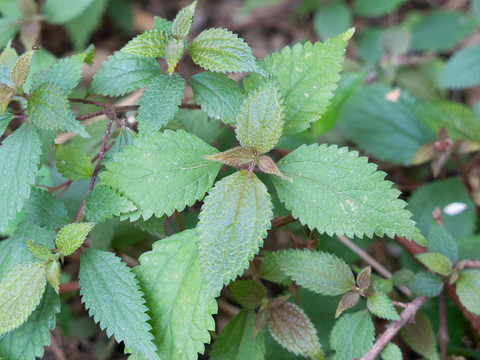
[59,279,79,294]
[174,210,184,232]
[69,98,107,107]
[438,292,449,359]
[271,214,295,228]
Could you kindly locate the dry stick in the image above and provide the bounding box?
[361,296,427,360]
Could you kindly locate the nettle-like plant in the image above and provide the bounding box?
[1,2,480,360]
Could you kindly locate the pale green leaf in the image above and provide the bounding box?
[366,291,400,321]
[189,27,263,74]
[172,1,197,39]
[100,129,221,220]
[427,223,458,263]
[90,52,162,96]
[0,63,11,84]
[198,171,273,296]
[0,18,19,49]
[416,253,452,276]
[373,279,393,294]
[0,261,46,335]
[56,222,95,256]
[42,0,93,23]
[272,249,354,296]
[210,309,265,360]
[441,44,480,89]
[0,285,59,360]
[400,312,439,360]
[137,73,186,132]
[46,259,60,293]
[0,122,42,232]
[134,229,217,359]
[0,83,15,114]
[353,0,407,16]
[122,29,169,58]
[330,311,374,360]
[22,48,56,93]
[235,81,284,154]
[27,240,54,261]
[0,40,19,68]
[407,271,443,297]
[272,143,425,244]
[189,71,244,125]
[456,269,480,315]
[85,185,137,222]
[313,3,351,40]
[10,50,33,87]
[79,249,159,359]
[27,82,87,136]
[165,39,185,74]
[56,145,93,180]
[229,280,267,309]
[154,16,173,34]
[250,30,352,135]
[381,343,402,360]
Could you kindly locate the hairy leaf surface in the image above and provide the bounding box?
[400,312,439,359]
[122,29,169,57]
[366,291,400,320]
[10,50,34,87]
[85,185,137,222]
[456,269,480,315]
[229,280,267,309]
[408,271,443,297]
[24,187,70,229]
[172,1,197,39]
[34,53,85,94]
[441,44,480,89]
[56,222,95,256]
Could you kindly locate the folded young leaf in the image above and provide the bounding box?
[441,44,480,89]
[272,143,425,244]
[79,249,159,360]
[198,171,273,296]
[10,50,34,87]
[456,269,480,315]
[121,29,169,58]
[366,291,400,321]
[134,229,217,359]
[24,187,70,230]
[84,185,137,222]
[0,83,15,114]
[27,240,54,261]
[56,222,95,256]
[101,130,221,220]
[172,1,197,40]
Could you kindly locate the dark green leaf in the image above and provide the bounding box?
[85,185,137,222]
[427,223,457,263]
[400,312,438,359]
[313,3,351,40]
[441,44,480,89]
[408,271,443,297]
[456,269,480,315]
[24,187,69,229]
[102,127,137,165]
[230,280,267,309]
[353,0,407,16]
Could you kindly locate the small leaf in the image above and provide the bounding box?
[273,249,355,296]
[84,185,137,222]
[0,261,47,335]
[210,309,265,360]
[121,29,169,58]
[0,83,15,114]
[136,73,186,132]
[198,171,273,296]
[427,223,458,263]
[172,0,197,40]
[56,145,93,180]
[330,311,375,360]
[366,291,400,321]
[36,53,86,95]
[46,259,60,293]
[381,343,402,360]
[260,251,291,285]
[235,81,284,154]
[357,266,371,291]
[189,71,244,125]
[441,44,480,89]
[335,291,360,318]
[400,311,439,359]
[102,127,137,165]
[27,240,53,261]
[456,269,480,315]
[203,146,256,170]
[229,280,267,309]
[268,301,321,357]
[165,39,185,75]
[56,222,95,256]
[416,253,452,276]
[10,50,34,87]
[189,27,263,74]
[24,187,70,230]
[79,249,159,359]
[256,155,287,179]
[353,0,406,16]
[408,271,443,297]
[373,279,393,294]
[154,16,173,34]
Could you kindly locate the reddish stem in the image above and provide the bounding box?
[59,279,79,294]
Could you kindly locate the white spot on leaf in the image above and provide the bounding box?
[443,202,467,216]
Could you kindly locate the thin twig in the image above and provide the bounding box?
[69,98,107,107]
[174,210,185,232]
[438,292,449,359]
[361,296,427,360]
[271,214,295,228]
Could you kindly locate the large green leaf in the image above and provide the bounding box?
[90,52,162,96]
[338,84,436,165]
[42,0,93,24]
[0,285,59,360]
[250,29,352,135]
[210,309,264,360]
[272,143,424,244]
[189,71,244,125]
[456,269,480,315]
[0,123,42,232]
[272,249,354,296]
[101,130,221,220]
[235,81,284,154]
[189,28,263,74]
[24,187,70,229]
[441,44,480,89]
[137,73,186,132]
[56,145,93,180]
[198,171,273,296]
[134,229,217,359]
[84,185,137,222]
[121,29,169,58]
[79,249,159,360]
[353,0,407,16]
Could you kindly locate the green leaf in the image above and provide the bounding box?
[330,311,374,360]
[427,223,458,263]
[0,63,12,85]
[42,0,93,23]
[235,81,284,154]
[400,312,439,360]
[46,259,60,293]
[10,50,34,87]
[313,3,351,41]
[272,249,354,296]
[101,129,221,220]
[189,27,263,74]
[416,253,452,276]
[260,251,291,285]
[366,291,400,321]
[415,101,480,142]
[338,84,436,166]
[229,280,267,309]
[85,185,137,222]
[27,240,53,262]
[90,52,162,96]
[356,27,383,65]
[357,266,371,291]
[172,0,197,39]
[198,171,273,296]
[137,73,186,132]
[0,122,42,232]
[210,309,265,360]
[441,44,480,89]
[122,29,169,58]
[373,279,393,294]
[189,71,244,125]
[353,0,406,16]
[24,187,69,230]
[56,222,95,256]
[132,215,165,238]
[381,343,402,360]
[79,249,159,359]
[250,29,352,135]
[134,229,217,359]
[154,16,173,34]
[456,269,480,315]
[0,83,15,114]
[0,18,19,49]
[0,261,47,335]
[27,82,87,136]
[407,271,443,297]
[22,48,56,93]
[56,145,93,180]
[102,127,137,165]
[273,143,425,244]
[165,39,185,75]
[410,11,476,52]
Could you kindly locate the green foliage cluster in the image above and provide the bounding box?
[1,0,480,359]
